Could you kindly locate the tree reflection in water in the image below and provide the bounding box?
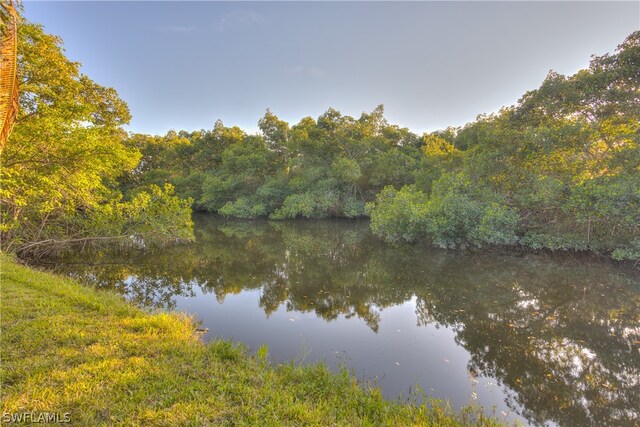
[41,215,640,426]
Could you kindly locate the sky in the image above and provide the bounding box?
[24,1,640,136]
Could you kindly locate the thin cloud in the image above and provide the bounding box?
[215,10,264,32]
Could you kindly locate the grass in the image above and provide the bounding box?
[0,254,505,426]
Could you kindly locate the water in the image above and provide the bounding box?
[37,215,640,426]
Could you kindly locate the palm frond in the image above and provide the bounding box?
[0,0,19,151]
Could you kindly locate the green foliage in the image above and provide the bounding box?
[0,20,194,255]
[368,148,417,189]
[370,31,639,259]
[173,171,206,203]
[367,186,430,242]
[368,175,519,248]
[219,197,267,219]
[254,173,292,212]
[89,184,194,245]
[271,190,339,219]
[256,344,269,364]
[258,108,289,154]
[197,135,276,216]
[611,240,640,262]
[414,134,461,193]
[330,157,362,184]
[469,202,520,246]
[342,196,366,218]
[142,104,424,220]
[424,173,520,248]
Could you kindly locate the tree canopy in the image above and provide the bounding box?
[0,20,193,256]
[123,32,639,260]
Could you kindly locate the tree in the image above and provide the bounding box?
[258,108,289,154]
[0,20,193,255]
[368,31,640,259]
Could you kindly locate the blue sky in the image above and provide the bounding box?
[24,1,640,135]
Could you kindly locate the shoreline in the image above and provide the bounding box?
[194,213,640,269]
[0,254,506,426]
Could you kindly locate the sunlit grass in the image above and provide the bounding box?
[1,254,506,425]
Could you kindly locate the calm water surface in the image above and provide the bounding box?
[38,215,640,426]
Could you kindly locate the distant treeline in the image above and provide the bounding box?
[123,31,639,260]
[1,18,637,260]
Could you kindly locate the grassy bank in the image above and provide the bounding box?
[0,255,503,426]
